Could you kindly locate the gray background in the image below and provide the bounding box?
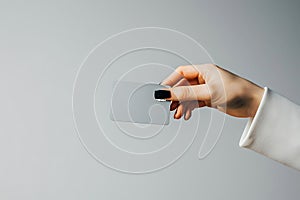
[1,0,300,199]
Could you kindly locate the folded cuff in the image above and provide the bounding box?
[239,87,300,171]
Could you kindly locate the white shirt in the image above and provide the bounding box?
[240,87,300,170]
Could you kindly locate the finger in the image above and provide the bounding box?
[174,104,184,119]
[161,65,201,87]
[183,100,206,120]
[167,84,211,101]
[187,100,203,111]
[170,101,179,111]
[170,99,203,112]
[174,108,178,119]
[176,102,192,120]
[182,101,192,120]
[184,108,192,120]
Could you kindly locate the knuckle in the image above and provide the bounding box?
[175,65,184,74]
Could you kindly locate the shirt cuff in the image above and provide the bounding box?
[239,87,268,147]
[239,87,300,170]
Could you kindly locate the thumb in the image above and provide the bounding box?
[155,85,211,102]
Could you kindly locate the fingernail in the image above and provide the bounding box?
[154,90,171,99]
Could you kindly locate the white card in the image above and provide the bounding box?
[110,81,170,125]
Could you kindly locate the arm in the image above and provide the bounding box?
[158,64,300,170]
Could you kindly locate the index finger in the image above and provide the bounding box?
[160,65,200,87]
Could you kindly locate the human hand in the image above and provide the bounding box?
[156,64,264,120]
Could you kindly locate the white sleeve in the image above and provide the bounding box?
[239,87,300,170]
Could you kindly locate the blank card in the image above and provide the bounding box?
[110,81,170,125]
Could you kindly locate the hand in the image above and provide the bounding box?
[159,64,264,120]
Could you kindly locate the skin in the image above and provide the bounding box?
[161,64,265,120]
